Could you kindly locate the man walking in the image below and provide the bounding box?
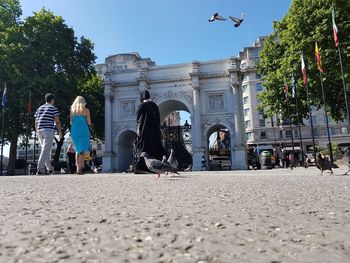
[34,93,63,175]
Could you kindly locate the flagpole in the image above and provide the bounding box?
[305,85,317,159]
[0,81,6,176]
[332,4,350,126]
[286,95,296,166]
[294,80,305,167]
[337,43,350,126]
[319,71,334,165]
[0,108,4,176]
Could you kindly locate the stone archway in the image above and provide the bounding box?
[157,99,193,170]
[157,99,193,123]
[206,124,233,171]
[117,130,137,172]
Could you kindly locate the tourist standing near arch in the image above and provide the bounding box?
[135,90,166,173]
[70,96,91,175]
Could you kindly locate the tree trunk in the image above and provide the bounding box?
[7,136,19,175]
[53,137,64,171]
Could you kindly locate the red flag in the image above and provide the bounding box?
[301,53,307,86]
[284,84,289,101]
[332,5,340,48]
[27,92,32,114]
[315,41,324,73]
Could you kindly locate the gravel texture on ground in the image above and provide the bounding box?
[0,166,350,263]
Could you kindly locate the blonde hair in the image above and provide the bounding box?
[71,96,87,114]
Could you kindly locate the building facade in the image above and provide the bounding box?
[97,53,247,172]
[239,37,350,152]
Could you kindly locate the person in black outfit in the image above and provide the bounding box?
[135,90,166,173]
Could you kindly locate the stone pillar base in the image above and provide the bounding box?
[231,148,247,170]
[102,151,116,173]
[192,148,205,171]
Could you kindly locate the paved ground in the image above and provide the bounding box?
[0,166,350,263]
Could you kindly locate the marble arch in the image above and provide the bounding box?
[102,53,247,172]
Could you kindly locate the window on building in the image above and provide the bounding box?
[116,66,123,71]
[286,130,292,138]
[256,83,263,91]
[246,132,252,140]
[327,128,334,136]
[279,131,283,138]
[294,129,299,137]
[313,128,319,136]
[260,131,267,139]
[241,63,247,69]
[259,119,266,127]
[342,127,348,134]
[242,85,248,93]
[258,109,264,116]
[245,120,251,128]
[309,116,317,125]
[244,108,250,117]
[250,49,260,58]
[136,63,142,68]
[243,74,248,81]
[256,74,262,79]
[243,96,249,105]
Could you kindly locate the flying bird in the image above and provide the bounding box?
[167,149,178,169]
[229,12,245,27]
[141,152,179,179]
[208,12,227,22]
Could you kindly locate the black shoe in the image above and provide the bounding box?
[36,171,46,176]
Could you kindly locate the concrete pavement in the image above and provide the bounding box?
[0,167,350,263]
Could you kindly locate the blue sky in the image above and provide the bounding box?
[20,0,291,65]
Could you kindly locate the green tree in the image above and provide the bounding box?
[257,0,350,123]
[0,3,103,174]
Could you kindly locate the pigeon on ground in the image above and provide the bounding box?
[316,154,338,175]
[162,155,169,164]
[208,12,227,22]
[167,149,178,169]
[229,12,245,27]
[141,152,179,179]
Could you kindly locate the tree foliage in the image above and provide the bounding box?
[257,0,350,123]
[0,1,103,174]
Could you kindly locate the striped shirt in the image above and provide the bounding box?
[35,104,60,131]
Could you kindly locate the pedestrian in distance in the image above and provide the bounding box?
[201,155,207,171]
[66,142,76,174]
[70,96,91,175]
[135,90,166,174]
[34,93,63,175]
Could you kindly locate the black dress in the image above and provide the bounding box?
[135,100,166,172]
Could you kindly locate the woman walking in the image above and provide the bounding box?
[70,96,91,175]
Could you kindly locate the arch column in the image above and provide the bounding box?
[229,61,247,170]
[103,81,115,172]
[190,61,204,171]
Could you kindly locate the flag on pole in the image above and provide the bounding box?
[332,5,340,48]
[291,73,296,98]
[315,41,324,73]
[2,82,7,108]
[27,92,32,114]
[301,53,307,86]
[284,83,289,100]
